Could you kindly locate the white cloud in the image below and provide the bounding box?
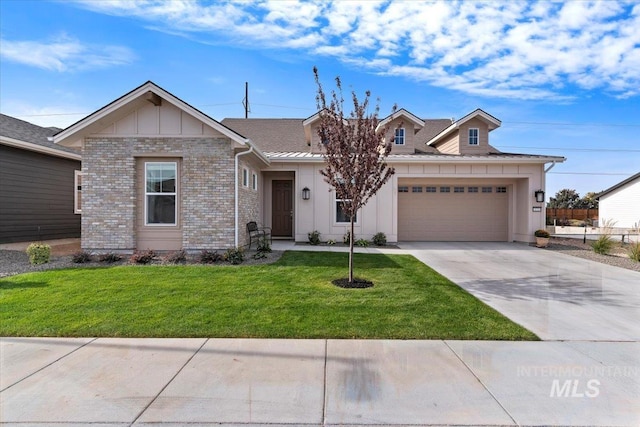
[70,0,640,100]
[0,35,135,72]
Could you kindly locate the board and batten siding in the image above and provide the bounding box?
[599,178,640,229]
[0,144,81,243]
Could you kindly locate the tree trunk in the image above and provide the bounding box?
[349,216,355,283]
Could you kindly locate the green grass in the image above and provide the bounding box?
[0,251,538,340]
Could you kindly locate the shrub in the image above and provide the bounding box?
[327,239,336,246]
[26,243,50,265]
[224,247,245,265]
[534,229,550,238]
[253,251,268,260]
[343,231,351,245]
[98,252,122,263]
[130,249,156,264]
[199,250,222,264]
[71,251,93,264]
[355,238,369,247]
[163,249,186,264]
[592,236,613,255]
[308,230,321,245]
[256,237,272,253]
[372,232,387,246]
[628,242,640,262]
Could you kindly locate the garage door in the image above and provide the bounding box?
[398,183,509,241]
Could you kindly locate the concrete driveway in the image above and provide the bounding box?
[399,242,640,341]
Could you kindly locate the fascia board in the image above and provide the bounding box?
[1,136,81,160]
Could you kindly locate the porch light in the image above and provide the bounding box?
[302,187,311,200]
[534,189,545,203]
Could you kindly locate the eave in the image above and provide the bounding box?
[0,136,81,161]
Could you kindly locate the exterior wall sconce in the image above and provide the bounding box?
[534,189,545,203]
[302,187,311,200]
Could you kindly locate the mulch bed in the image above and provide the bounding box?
[332,278,374,288]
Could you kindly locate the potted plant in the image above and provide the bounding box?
[534,229,550,248]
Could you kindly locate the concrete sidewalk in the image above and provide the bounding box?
[1,338,638,426]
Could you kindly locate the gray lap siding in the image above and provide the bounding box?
[82,137,239,251]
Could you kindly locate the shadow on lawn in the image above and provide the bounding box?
[274,251,402,269]
[0,280,49,290]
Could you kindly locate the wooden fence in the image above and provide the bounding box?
[546,208,599,221]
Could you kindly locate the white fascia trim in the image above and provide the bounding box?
[302,112,321,127]
[377,108,425,131]
[426,109,502,146]
[1,136,81,160]
[53,82,250,147]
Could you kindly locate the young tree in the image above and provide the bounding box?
[547,188,581,208]
[313,67,396,285]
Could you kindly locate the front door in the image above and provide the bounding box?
[272,180,293,237]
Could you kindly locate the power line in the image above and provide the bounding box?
[498,145,640,153]
[506,121,640,128]
[548,172,634,176]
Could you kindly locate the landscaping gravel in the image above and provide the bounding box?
[0,249,284,278]
[541,237,640,273]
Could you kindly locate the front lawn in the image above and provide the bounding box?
[0,251,537,340]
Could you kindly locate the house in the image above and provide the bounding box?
[0,114,81,243]
[53,81,565,252]
[597,172,640,229]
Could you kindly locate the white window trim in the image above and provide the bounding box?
[74,170,83,214]
[252,172,258,191]
[335,196,358,224]
[394,128,406,145]
[468,128,479,145]
[242,168,249,187]
[144,162,178,227]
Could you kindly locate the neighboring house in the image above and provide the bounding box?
[53,81,565,252]
[597,172,640,229]
[0,114,81,243]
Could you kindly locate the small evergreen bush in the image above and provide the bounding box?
[256,237,272,253]
[130,249,156,264]
[534,229,550,238]
[224,247,245,265]
[26,243,50,265]
[199,250,222,264]
[71,251,93,264]
[308,230,321,245]
[343,231,352,245]
[372,232,387,246]
[327,239,336,245]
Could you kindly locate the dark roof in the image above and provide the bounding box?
[221,118,308,152]
[0,114,78,154]
[597,172,640,199]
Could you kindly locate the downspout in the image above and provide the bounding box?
[234,145,254,247]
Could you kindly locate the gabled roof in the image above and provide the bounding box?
[597,172,640,199]
[377,108,425,130]
[53,81,251,147]
[221,118,307,152]
[426,109,501,146]
[0,114,81,160]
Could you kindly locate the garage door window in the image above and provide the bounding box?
[482,187,492,193]
[336,199,357,223]
[496,186,507,193]
[440,186,450,193]
[412,186,422,193]
[398,186,408,192]
[468,186,478,193]
[426,186,437,193]
[454,186,464,193]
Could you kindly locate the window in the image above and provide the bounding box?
[242,168,249,187]
[394,128,405,145]
[426,186,437,193]
[412,186,422,193]
[482,186,492,193]
[252,172,258,191]
[454,186,464,193]
[468,128,479,145]
[468,186,479,193]
[496,186,507,193]
[74,170,82,214]
[440,186,450,193]
[145,162,177,225]
[398,186,409,193]
[336,199,356,223]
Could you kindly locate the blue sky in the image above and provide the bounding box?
[1,0,639,200]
